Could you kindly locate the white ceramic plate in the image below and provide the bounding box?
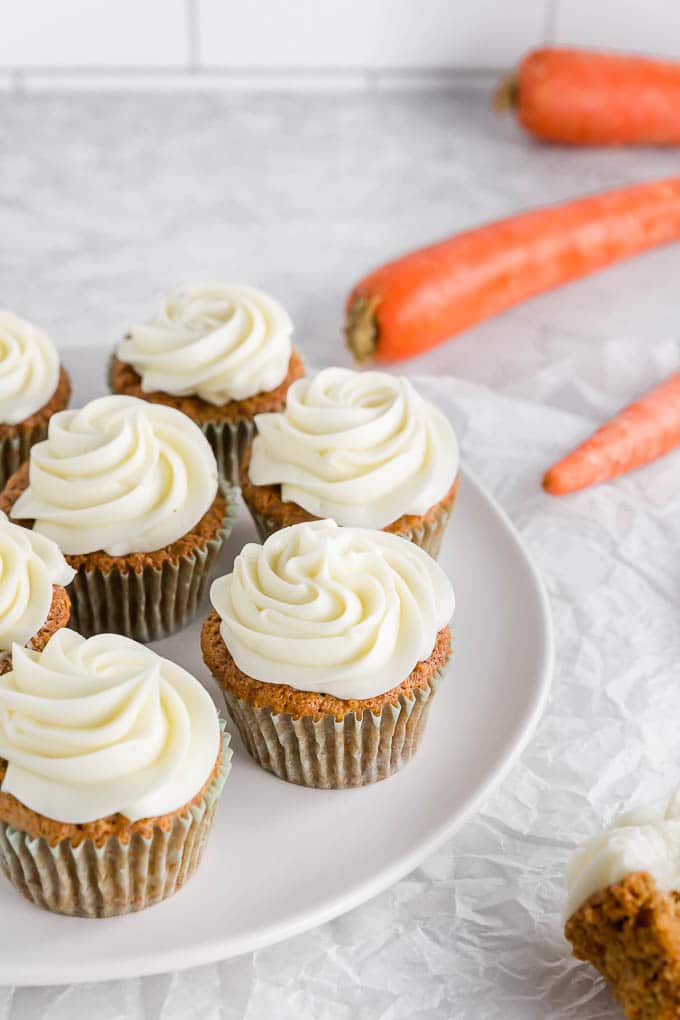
[0,350,553,986]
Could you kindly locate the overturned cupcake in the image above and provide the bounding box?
[565,788,680,1020]
[0,311,71,490]
[202,519,454,789]
[110,282,305,484]
[241,367,459,558]
[0,394,235,642]
[0,511,74,668]
[0,629,231,917]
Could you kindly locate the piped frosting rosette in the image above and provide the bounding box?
[0,311,60,426]
[118,283,293,405]
[11,394,218,556]
[0,511,74,652]
[248,368,459,529]
[211,519,455,700]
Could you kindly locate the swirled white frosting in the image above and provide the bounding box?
[0,311,60,425]
[0,629,221,824]
[118,283,293,404]
[210,519,455,700]
[248,368,459,529]
[10,395,218,556]
[0,512,74,651]
[565,788,680,919]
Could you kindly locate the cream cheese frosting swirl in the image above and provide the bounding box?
[0,629,221,824]
[118,283,293,404]
[565,788,680,919]
[11,395,218,556]
[210,519,455,700]
[0,310,60,425]
[0,512,74,651]
[248,368,459,529]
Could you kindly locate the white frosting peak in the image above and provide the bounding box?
[0,311,60,425]
[210,519,455,700]
[0,629,220,824]
[565,788,680,919]
[10,395,218,556]
[118,282,293,404]
[0,512,74,651]
[248,368,459,529]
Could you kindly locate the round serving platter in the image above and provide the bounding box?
[0,349,553,986]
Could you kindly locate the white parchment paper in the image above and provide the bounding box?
[2,340,679,1019]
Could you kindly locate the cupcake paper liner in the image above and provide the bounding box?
[202,418,255,488]
[69,484,237,643]
[221,670,442,789]
[0,421,49,494]
[246,495,454,560]
[0,727,232,918]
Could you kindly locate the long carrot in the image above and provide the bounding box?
[345,177,680,364]
[543,371,680,495]
[497,47,680,146]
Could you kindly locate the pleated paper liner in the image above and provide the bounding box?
[221,671,442,789]
[69,483,238,643]
[245,499,454,560]
[0,422,49,494]
[0,727,232,918]
[202,417,255,487]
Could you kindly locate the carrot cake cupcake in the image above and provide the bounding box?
[110,282,305,484]
[0,310,71,490]
[0,510,73,669]
[0,394,235,642]
[202,518,455,789]
[0,628,231,917]
[241,367,459,558]
[565,789,680,1019]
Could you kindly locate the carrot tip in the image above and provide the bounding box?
[345,294,380,364]
[493,72,519,113]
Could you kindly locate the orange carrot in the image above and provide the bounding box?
[543,371,680,495]
[498,47,680,146]
[345,177,680,364]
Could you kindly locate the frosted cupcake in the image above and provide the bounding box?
[0,311,71,489]
[0,395,235,642]
[565,789,680,1019]
[202,519,455,789]
[241,367,459,558]
[110,282,306,484]
[0,629,231,917]
[0,511,74,669]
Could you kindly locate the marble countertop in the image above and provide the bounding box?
[1,86,679,1019]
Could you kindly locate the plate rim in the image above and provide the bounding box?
[0,463,554,986]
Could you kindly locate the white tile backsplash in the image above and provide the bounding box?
[553,0,680,58]
[0,0,187,68]
[0,0,677,86]
[199,0,547,69]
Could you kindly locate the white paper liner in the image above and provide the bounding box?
[245,502,453,560]
[221,671,443,789]
[201,417,255,487]
[69,484,237,642]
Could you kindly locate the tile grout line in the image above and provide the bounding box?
[543,0,560,44]
[185,0,201,71]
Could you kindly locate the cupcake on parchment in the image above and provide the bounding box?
[110,282,306,485]
[241,367,459,559]
[0,629,231,917]
[0,511,74,669]
[565,788,680,1020]
[0,311,71,490]
[0,394,236,642]
[202,519,455,789]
